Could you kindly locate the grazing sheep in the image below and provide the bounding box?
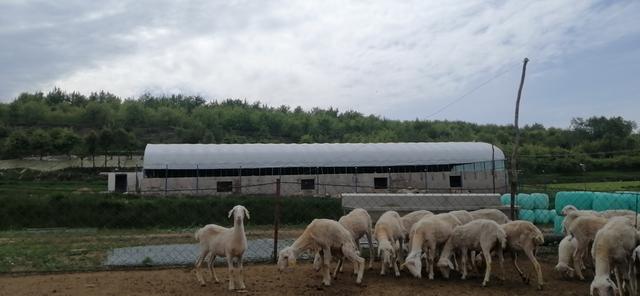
[601,209,636,219]
[374,211,406,277]
[555,236,576,279]
[449,210,474,225]
[501,220,545,290]
[314,208,374,275]
[568,215,608,280]
[629,245,640,296]
[278,219,364,286]
[403,213,462,279]
[400,210,434,255]
[590,217,639,296]
[436,219,506,287]
[563,209,599,236]
[470,209,510,224]
[194,205,250,291]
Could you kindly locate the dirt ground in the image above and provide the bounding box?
[0,257,589,296]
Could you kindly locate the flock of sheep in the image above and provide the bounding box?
[191,204,640,296]
[555,205,640,295]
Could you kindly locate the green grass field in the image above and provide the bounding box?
[522,180,640,193]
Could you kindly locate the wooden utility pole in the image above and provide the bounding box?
[510,57,529,220]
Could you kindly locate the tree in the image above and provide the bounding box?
[52,128,81,157]
[98,128,114,167]
[4,130,31,159]
[84,130,98,168]
[30,129,52,160]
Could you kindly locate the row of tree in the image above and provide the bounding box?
[0,89,638,174]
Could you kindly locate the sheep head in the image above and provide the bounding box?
[229,205,250,222]
[436,257,454,279]
[402,252,422,278]
[277,247,297,271]
[590,276,618,296]
[561,205,577,216]
[378,240,395,268]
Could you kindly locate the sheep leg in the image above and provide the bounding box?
[497,247,505,282]
[333,258,343,279]
[226,254,236,290]
[511,252,528,283]
[237,259,246,290]
[366,232,374,269]
[524,248,544,290]
[461,248,468,280]
[207,255,220,283]
[482,248,492,287]
[343,244,365,284]
[322,247,332,286]
[427,243,436,280]
[393,251,401,277]
[573,242,586,281]
[194,250,208,286]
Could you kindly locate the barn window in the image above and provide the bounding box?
[300,179,315,190]
[217,181,233,192]
[374,177,388,189]
[449,176,462,188]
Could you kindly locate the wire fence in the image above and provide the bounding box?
[1,164,639,274]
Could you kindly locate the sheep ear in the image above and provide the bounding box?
[228,208,234,218]
[244,208,250,220]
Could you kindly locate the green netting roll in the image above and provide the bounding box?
[531,193,550,209]
[554,191,594,213]
[518,193,535,210]
[554,215,565,234]
[533,209,556,224]
[593,192,633,211]
[518,209,535,222]
[500,193,512,206]
[621,193,640,212]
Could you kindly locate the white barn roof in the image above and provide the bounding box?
[143,143,505,170]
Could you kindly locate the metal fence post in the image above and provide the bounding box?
[491,145,496,194]
[196,164,199,195]
[355,166,358,193]
[164,164,168,196]
[273,178,281,263]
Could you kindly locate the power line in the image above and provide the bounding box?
[423,63,517,119]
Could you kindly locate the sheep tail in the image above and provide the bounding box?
[497,229,507,250]
[195,227,203,241]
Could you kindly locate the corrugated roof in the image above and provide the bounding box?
[143,143,505,170]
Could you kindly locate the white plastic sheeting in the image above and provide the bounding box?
[143,142,505,170]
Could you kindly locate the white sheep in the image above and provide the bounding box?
[629,246,640,296]
[501,220,545,290]
[194,205,250,291]
[449,210,474,225]
[403,213,462,279]
[555,235,576,279]
[470,209,510,224]
[567,215,608,280]
[313,208,374,275]
[601,209,636,219]
[590,217,639,296]
[563,209,599,236]
[436,219,506,287]
[278,218,364,286]
[374,210,406,277]
[400,210,434,255]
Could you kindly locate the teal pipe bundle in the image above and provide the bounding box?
[555,191,594,213]
[554,215,565,234]
[518,209,535,222]
[531,193,550,209]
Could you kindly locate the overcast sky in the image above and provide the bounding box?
[1,0,639,127]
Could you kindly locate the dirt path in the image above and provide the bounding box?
[0,258,588,296]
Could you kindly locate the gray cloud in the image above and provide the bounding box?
[1,0,639,126]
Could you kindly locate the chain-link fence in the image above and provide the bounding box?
[1,161,639,274]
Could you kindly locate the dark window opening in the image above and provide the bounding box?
[301,179,315,190]
[217,181,233,192]
[374,177,388,189]
[449,176,462,188]
[115,174,127,193]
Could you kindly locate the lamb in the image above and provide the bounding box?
[374,211,406,277]
[194,205,250,291]
[563,209,599,236]
[400,210,434,255]
[590,217,639,296]
[313,208,374,275]
[436,219,506,287]
[555,236,576,279]
[402,213,462,279]
[501,220,545,290]
[449,210,474,225]
[601,209,636,219]
[278,218,364,286]
[470,209,510,224]
[567,215,608,280]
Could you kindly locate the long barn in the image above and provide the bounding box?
[122,142,508,196]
